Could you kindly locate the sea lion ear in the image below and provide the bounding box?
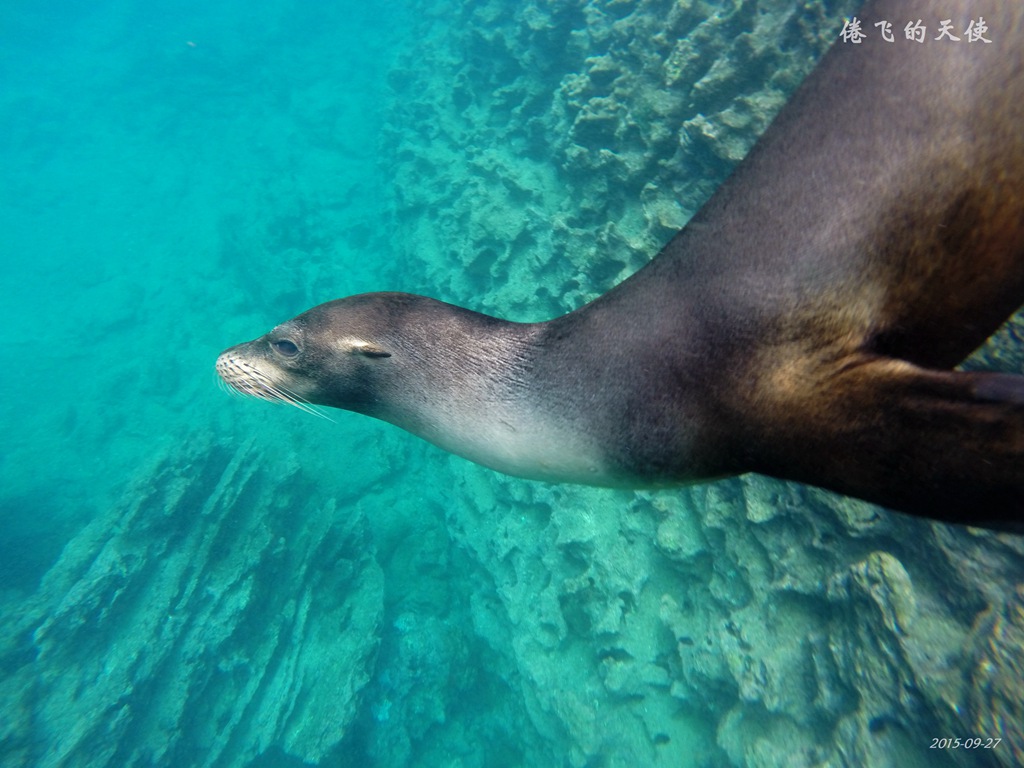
[351,340,392,358]
[337,337,392,358]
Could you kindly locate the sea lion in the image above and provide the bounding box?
[218,0,1024,530]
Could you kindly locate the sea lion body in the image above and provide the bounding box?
[218,0,1024,530]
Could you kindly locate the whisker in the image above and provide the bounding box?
[217,377,245,400]
[264,382,336,422]
[215,356,335,422]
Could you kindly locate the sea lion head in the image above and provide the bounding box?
[216,293,407,418]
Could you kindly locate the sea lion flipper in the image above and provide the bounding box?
[755,359,1024,530]
[974,373,1024,406]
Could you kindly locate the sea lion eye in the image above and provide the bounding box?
[271,339,299,357]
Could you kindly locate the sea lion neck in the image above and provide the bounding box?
[336,292,714,486]
[292,293,616,484]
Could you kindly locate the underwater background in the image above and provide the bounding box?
[2,0,1023,766]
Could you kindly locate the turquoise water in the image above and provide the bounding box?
[1,0,401,584]
[3,0,1023,766]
